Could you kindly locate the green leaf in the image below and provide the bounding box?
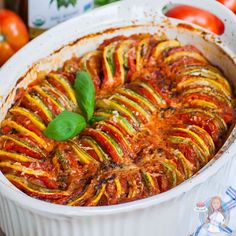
[95,0,119,5]
[70,0,77,6]
[43,110,86,141]
[75,71,95,121]
[95,0,109,5]
[89,116,107,125]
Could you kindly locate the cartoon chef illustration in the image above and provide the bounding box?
[206,197,226,234]
[194,196,233,236]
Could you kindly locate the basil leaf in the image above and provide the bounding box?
[89,116,107,125]
[75,71,95,121]
[43,110,86,141]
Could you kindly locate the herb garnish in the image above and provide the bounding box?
[44,71,104,141]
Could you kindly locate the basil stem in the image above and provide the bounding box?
[89,116,107,125]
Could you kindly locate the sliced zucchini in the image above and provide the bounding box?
[42,80,76,111]
[165,51,207,63]
[1,135,46,158]
[81,136,109,162]
[170,149,194,179]
[115,40,135,83]
[97,121,131,152]
[117,87,156,113]
[94,110,136,136]
[181,87,232,107]
[47,73,77,104]
[96,99,140,127]
[1,120,49,150]
[67,184,94,206]
[168,135,208,165]
[185,99,218,109]
[136,38,151,71]
[71,142,98,165]
[88,183,106,206]
[172,127,210,157]
[0,149,38,162]
[6,174,68,199]
[82,128,123,163]
[177,77,231,98]
[131,80,167,107]
[114,177,122,198]
[10,107,46,131]
[102,42,119,88]
[33,85,64,113]
[180,108,227,134]
[159,159,183,187]
[111,94,151,123]
[189,125,215,155]
[24,93,53,122]
[153,40,180,58]
[179,66,231,93]
[141,170,156,192]
[0,161,49,178]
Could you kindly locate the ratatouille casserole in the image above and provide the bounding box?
[0,34,234,206]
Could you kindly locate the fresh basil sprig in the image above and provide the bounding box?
[75,71,95,121]
[43,110,86,141]
[44,71,105,141]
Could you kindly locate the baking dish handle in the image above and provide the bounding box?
[155,0,236,54]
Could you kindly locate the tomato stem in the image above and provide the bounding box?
[0,33,6,42]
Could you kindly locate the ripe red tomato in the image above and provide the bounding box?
[0,9,29,66]
[165,5,225,35]
[217,0,236,13]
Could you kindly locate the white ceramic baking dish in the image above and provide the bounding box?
[0,0,236,235]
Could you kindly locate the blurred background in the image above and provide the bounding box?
[0,0,235,65]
